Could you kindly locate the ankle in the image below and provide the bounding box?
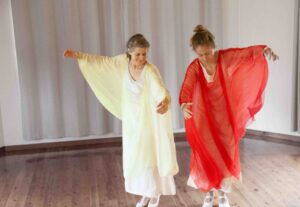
[149,195,160,204]
[218,190,225,196]
[203,191,214,203]
[148,195,160,207]
[137,196,150,205]
[218,191,229,205]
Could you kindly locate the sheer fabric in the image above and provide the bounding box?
[179,45,268,192]
[77,53,179,180]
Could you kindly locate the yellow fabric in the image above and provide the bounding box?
[77,53,127,119]
[77,53,178,179]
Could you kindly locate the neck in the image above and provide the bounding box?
[130,62,144,70]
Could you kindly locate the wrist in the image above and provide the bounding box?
[180,103,186,110]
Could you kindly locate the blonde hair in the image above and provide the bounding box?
[190,25,215,49]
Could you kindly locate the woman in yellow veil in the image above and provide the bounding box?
[64,34,178,207]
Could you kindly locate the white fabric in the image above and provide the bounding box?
[77,53,178,180]
[125,167,176,197]
[124,68,176,196]
[200,62,215,83]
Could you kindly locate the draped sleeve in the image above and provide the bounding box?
[218,45,268,138]
[179,59,199,105]
[147,64,171,104]
[76,52,128,120]
[220,45,266,77]
[143,64,179,177]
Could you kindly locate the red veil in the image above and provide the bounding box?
[179,45,268,192]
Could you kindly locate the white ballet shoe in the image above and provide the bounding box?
[218,194,230,207]
[202,192,214,207]
[147,195,160,207]
[136,196,150,207]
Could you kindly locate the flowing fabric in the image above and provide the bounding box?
[77,53,179,179]
[179,45,268,192]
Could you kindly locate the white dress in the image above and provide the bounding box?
[77,53,178,196]
[124,67,176,197]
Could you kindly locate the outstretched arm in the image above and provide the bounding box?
[63,49,127,119]
[64,49,102,61]
[64,49,127,70]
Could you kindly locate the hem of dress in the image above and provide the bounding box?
[186,174,242,193]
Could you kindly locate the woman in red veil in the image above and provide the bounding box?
[179,25,278,207]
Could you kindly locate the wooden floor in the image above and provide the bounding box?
[0,138,300,207]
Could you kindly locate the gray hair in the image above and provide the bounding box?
[126,34,150,59]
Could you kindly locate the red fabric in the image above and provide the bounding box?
[179,45,268,192]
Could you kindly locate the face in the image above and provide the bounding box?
[129,47,148,67]
[194,44,215,64]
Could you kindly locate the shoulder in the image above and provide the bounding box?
[113,53,129,64]
[144,63,163,82]
[189,58,199,67]
[186,58,200,72]
[145,62,160,74]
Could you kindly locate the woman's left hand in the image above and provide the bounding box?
[264,47,279,61]
[157,97,169,114]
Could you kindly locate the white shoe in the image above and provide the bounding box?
[147,195,160,207]
[218,194,230,207]
[202,192,214,207]
[136,197,150,207]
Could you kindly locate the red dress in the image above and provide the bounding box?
[179,45,268,192]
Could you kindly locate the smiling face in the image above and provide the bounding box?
[194,44,216,65]
[129,47,148,67]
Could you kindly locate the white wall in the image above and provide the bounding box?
[222,0,298,134]
[0,0,298,147]
[0,0,23,146]
[0,0,117,146]
[0,107,4,148]
[235,0,297,133]
[222,0,240,48]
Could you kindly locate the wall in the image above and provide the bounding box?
[0,0,298,147]
[237,0,297,133]
[0,0,23,146]
[0,108,4,148]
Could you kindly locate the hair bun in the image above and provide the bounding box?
[193,25,207,34]
[190,24,215,49]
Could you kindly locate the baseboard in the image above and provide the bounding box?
[2,130,300,155]
[3,134,187,155]
[4,137,123,155]
[0,147,4,156]
[246,129,300,146]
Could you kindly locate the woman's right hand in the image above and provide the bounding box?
[64,49,77,58]
[263,47,279,61]
[181,103,192,120]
